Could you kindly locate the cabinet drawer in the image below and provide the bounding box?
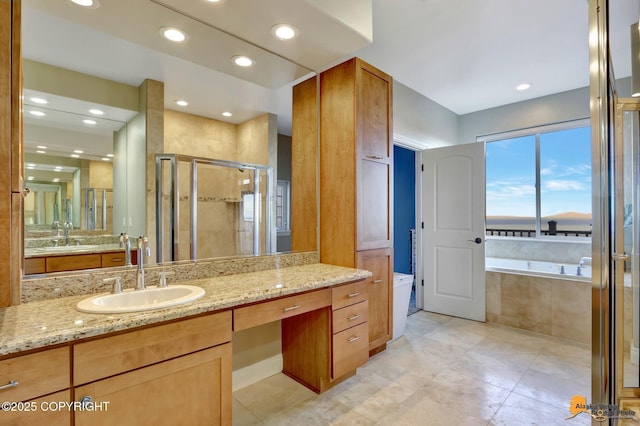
[0,347,70,402]
[332,322,369,380]
[234,289,331,331]
[24,257,45,274]
[46,253,101,273]
[332,300,368,334]
[332,280,367,310]
[74,311,231,385]
[1,389,70,426]
[101,252,126,267]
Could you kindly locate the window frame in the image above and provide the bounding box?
[478,118,591,239]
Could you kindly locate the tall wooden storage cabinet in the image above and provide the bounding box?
[315,57,394,354]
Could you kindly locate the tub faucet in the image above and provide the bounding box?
[135,236,151,290]
[578,257,592,267]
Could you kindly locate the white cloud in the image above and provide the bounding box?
[544,180,586,191]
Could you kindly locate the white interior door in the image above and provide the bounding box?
[422,142,485,321]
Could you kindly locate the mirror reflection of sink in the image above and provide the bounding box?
[76,285,206,314]
[34,245,99,252]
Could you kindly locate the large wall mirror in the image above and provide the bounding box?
[21,0,356,276]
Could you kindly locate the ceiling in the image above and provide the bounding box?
[21,0,640,151]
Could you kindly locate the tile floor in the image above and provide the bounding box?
[233,311,592,425]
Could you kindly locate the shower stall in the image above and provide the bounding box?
[155,154,275,263]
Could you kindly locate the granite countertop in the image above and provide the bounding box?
[24,244,125,258]
[0,263,371,357]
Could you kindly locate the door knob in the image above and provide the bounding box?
[467,237,482,244]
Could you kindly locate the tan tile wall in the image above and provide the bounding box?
[486,271,590,344]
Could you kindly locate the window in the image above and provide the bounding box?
[483,121,591,238]
[275,180,290,232]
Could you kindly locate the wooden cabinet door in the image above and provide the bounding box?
[75,344,232,426]
[357,158,392,250]
[357,248,393,351]
[356,59,392,162]
[2,389,70,426]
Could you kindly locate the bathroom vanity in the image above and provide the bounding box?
[0,263,372,425]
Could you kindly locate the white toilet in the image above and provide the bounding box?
[392,272,414,341]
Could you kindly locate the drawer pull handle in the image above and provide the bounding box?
[348,314,360,321]
[0,380,19,391]
[283,305,301,312]
[366,155,383,160]
[347,336,361,343]
[372,279,382,284]
[110,258,123,262]
[347,292,360,298]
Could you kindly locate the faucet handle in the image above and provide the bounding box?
[104,277,123,294]
[158,271,174,288]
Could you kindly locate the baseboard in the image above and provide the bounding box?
[232,354,283,392]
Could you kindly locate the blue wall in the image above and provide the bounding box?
[393,145,416,273]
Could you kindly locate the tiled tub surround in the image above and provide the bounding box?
[3,262,369,356]
[21,251,319,303]
[486,271,590,344]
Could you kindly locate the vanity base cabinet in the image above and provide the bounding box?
[74,344,232,426]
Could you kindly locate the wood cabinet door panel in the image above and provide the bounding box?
[101,252,125,267]
[357,159,392,250]
[23,257,45,275]
[357,248,392,350]
[75,344,231,426]
[356,62,392,161]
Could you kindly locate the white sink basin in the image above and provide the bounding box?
[76,285,205,314]
[34,245,98,252]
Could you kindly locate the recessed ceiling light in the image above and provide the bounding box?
[89,109,104,115]
[71,154,80,158]
[36,150,46,154]
[37,145,47,149]
[516,83,531,91]
[73,150,84,154]
[101,157,110,161]
[271,24,297,40]
[30,97,48,105]
[83,119,97,125]
[54,166,62,170]
[29,110,45,117]
[26,163,36,167]
[52,178,60,183]
[69,0,100,8]
[174,100,189,107]
[27,176,34,181]
[106,154,114,158]
[160,27,188,43]
[206,0,226,3]
[232,56,254,67]
[26,166,35,170]
[222,111,232,117]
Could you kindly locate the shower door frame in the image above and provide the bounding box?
[155,154,274,262]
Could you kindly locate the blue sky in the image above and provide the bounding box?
[486,126,591,218]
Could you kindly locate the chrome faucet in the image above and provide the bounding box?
[63,221,72,246]
[120,233,132,266]
[578,257,592,267]
[135,236,151,290]
[51,221,61,236]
